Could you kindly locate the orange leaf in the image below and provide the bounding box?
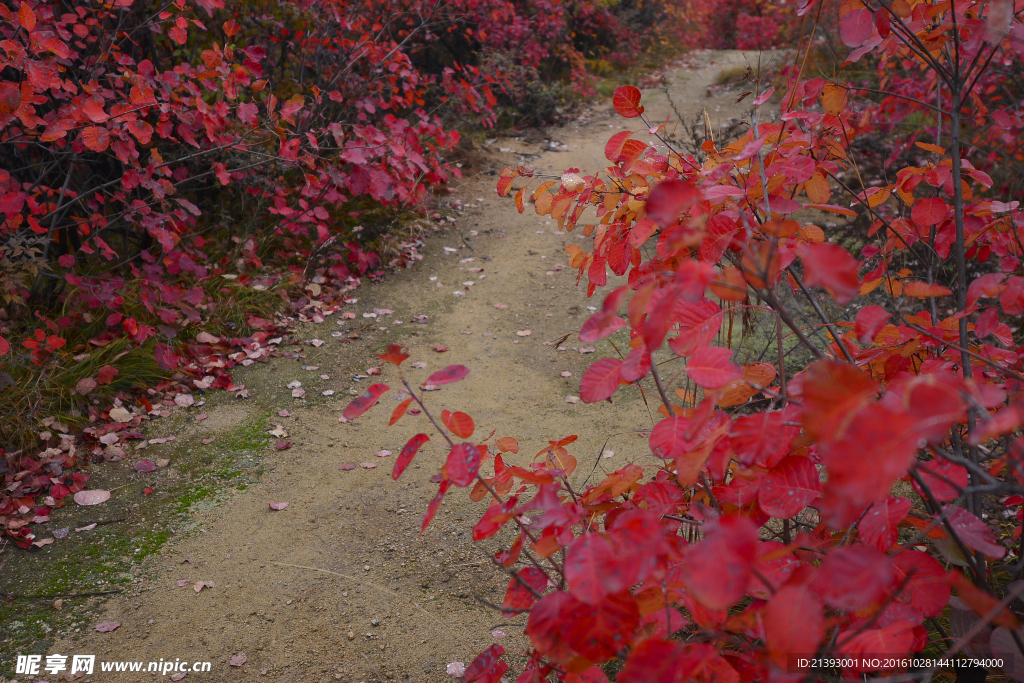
[903,281,953,298]
[495,437,519,454]
[441,410,475,439]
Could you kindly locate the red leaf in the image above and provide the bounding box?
[891,551,949,617]
[154,342,180,371]
[81,98,109,123]
[377,344,409,365]
[912,459,968,502]
[798,242,860,305]
[392,433,429,480]
[646,180,699,228]
[495,437,519,453]
[579,312,626,343]
[580,357,623,403]
[563,591,640,662]
[421,481,450,532]
[526,591,579,663]
[81,126,110,152]
[425,364,468,386]
[342,383,389,420]
[730,411,794,469]
[18,2,36,31]
[683,515,759,610]
[473,495,519,540]
[669,299,722,357]
[612,85,644,118]
[837,625,914,661]
[685,346,742,389]
[943,504,1006,558]
[604,130,633,161]
[860,496,913,550]
[810,545,894,611]
[764,586,824,667]
[442,410,475,439]
[758,456,821,518]
[464,644,507,683]
[445,442,482,486]
[0,335,9,356]
[389,398,413,426]
[618,639,682,683]
[503,567,548,613]
[855,305,890,343]
[565,534,625,604]
[911,197,950,228]
[839,8,873,47]
[96,364,119,385]
[620,345,651,382]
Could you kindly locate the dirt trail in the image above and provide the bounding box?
[41,50,754,683]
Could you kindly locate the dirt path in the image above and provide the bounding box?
[37,49,755,683]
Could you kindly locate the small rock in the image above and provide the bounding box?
[347,631,355,641]
[565,395,580,404]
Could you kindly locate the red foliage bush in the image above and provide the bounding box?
[344,0,1024,679]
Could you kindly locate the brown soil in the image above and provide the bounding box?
[12,49,757,683]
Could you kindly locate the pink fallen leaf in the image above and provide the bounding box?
[196,331,219,344]
[517,330,532,337]
[367,367,382,376]
[75,523,97,532]
[156,458,170,468]
[177,580,188,587]
[360,462,377,469]
[434,345,449,352]
[292,388,306,398]
[340,462,357,470]
[201,438,215,445]
[411,362,428,369]
[561,371,572,377]
[195,414,208,421]
[310,339,325,347]
[229,652,247,667]
[493,303,509,309]
[269,501,289,510]
[278,409,291,417]
[492,630,507,639]
[174,393,195,408]
[276,441,292,451]
[134,460,157,473]
[33,537,54,547]
[95,621,121,632]
[74,490,111,506]
[375,449,393,457]
[447,662,466,677]
[579,346,596,354]
[193,580,214,592]
[170,673,188,682]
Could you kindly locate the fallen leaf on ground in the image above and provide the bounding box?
[278,409,291,417]
[561,371,572,377]
[174,394,195,408]
[340,463,357,470]
[447,662,466,677]
[579,346,596,353]
[287,380,302,389]
[95,621,121,632]
[134,460,156,472]
[434,345,448,352]
[322,390,335,396]
[196,331,219,344]
[33,537,53,547]
[109,407,132,423]
[565,396,580,404]
[269,425,289,438]
[195,414,208,421]
[229,652,247,667]
[492,630,506,639]
[269,501,289,510]
[375,450,392,457]
[193,580,214,592]
[75,523,97,532]
[74,490,111,506]
[342,312,356,319]
[170,673,187,681]
[177,580,188,587]
[367,367,382,375]
[360,462,377,469]
[149,436,176,444]
[275,441,292,451]
[53,528,69,539]
[602,449,615,458]
[411,362,428,369]
[156,458,170,467]
[201,438,215,445]
[517,330,531,336]
[310,339,325,347]
[292,388,306,397]
[493,303,509,309]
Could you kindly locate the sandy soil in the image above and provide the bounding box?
[37,49,757,683]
